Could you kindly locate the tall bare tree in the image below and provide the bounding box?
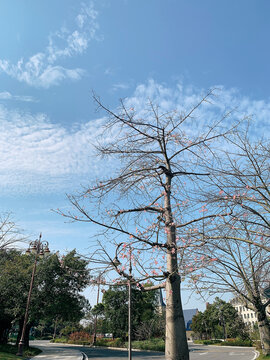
[59,91,238,360]
[192,136,270,354]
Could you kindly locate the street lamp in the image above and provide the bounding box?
[16,233,50,357]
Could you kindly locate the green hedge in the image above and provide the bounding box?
[95,338,124,347]
[130,338,165,352]
[193,338,253,347]
[220,339,253,347]
[193,340,221,345]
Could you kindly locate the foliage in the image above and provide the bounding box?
[51,337,68,344]
[95,337,124,347]
[69,331,91,343]
[191,298,249,341]
[130,338,165,352]
[0,249,90,346]
[0,344,41,359]
[257,353,270,360]
[94,337,165,352]
[220,338,253,347]
[92,284,158,339]
[193,339,221,345]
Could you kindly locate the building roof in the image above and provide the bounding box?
[183,308,198,330]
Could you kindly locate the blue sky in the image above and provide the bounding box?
[1,0,270,309]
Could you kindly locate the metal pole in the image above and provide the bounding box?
[128,246,132,360]
[93,274,101,345]
[16,254,38,356]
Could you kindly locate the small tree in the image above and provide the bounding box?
[191,298,248,341]
[0,249,90,347]
[92,284,157,340]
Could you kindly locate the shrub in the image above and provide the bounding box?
[51,337,68,343]
[95,338,124,347]
[220,338,253,347]
[69,331,91,345]
[193,339,221,345]
[130,338,165,352]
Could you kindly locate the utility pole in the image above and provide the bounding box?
[128,245,132,360]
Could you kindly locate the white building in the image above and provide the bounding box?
[230,297,270,328]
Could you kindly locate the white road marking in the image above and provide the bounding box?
[252,350,260,360]
[229,352,246,356]
[198,352,209,356]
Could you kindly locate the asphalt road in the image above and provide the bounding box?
[78,343,258,360]
[30,341,258,360]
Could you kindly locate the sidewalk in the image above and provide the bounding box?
[29,340,84,360]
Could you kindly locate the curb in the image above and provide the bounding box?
[252,350,260,360]
[90,345,164,353]
[81,351,89,360]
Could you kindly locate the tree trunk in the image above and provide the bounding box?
[164,174,189,360]
[165,274,189,360]
[16,319,32,348]
[257,310,270,355]
[53,318,58,340]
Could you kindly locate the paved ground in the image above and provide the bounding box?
[80,344,258,360]
[29,340,83,360]
[29,340,259,360]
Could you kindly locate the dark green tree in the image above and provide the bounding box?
[0,249,90,346]
[92,285,157,339]
[191,298,249,340]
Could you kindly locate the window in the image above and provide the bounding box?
[251,313,253,318]
[247,314,249,318]
[244,314,246,319]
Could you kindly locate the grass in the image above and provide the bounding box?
[0,344,41,360]
[256,353,270,360]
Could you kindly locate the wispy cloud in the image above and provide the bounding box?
[0,104,109,194]
[111,83,130,92]
[0,81,269,194]
[0,91,36,102]
[0,2,99,88]
[124,79,270,139]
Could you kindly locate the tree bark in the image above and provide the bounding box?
[165,175,189,360]
[165,274,189,360]
[257,310,270,355]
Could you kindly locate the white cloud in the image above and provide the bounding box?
[124,79,270,140]
[111,83,130,92]
[0,91,36,102]
[0,104,110,194]
[0,2,99,88]
[0,80,269,195]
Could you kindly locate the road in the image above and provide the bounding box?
[30,341,258,360]
[77,343,258,360]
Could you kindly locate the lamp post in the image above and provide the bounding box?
[16,233,50,357]
[128,245,132,360]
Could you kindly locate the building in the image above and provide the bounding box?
[156,290,198,337]
[230,297,270,328]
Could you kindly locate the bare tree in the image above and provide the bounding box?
[59,91,238,360]
[189,135,270,353]
[192,233,270,354]
[203,134,270,252]
[0,213,25,251]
